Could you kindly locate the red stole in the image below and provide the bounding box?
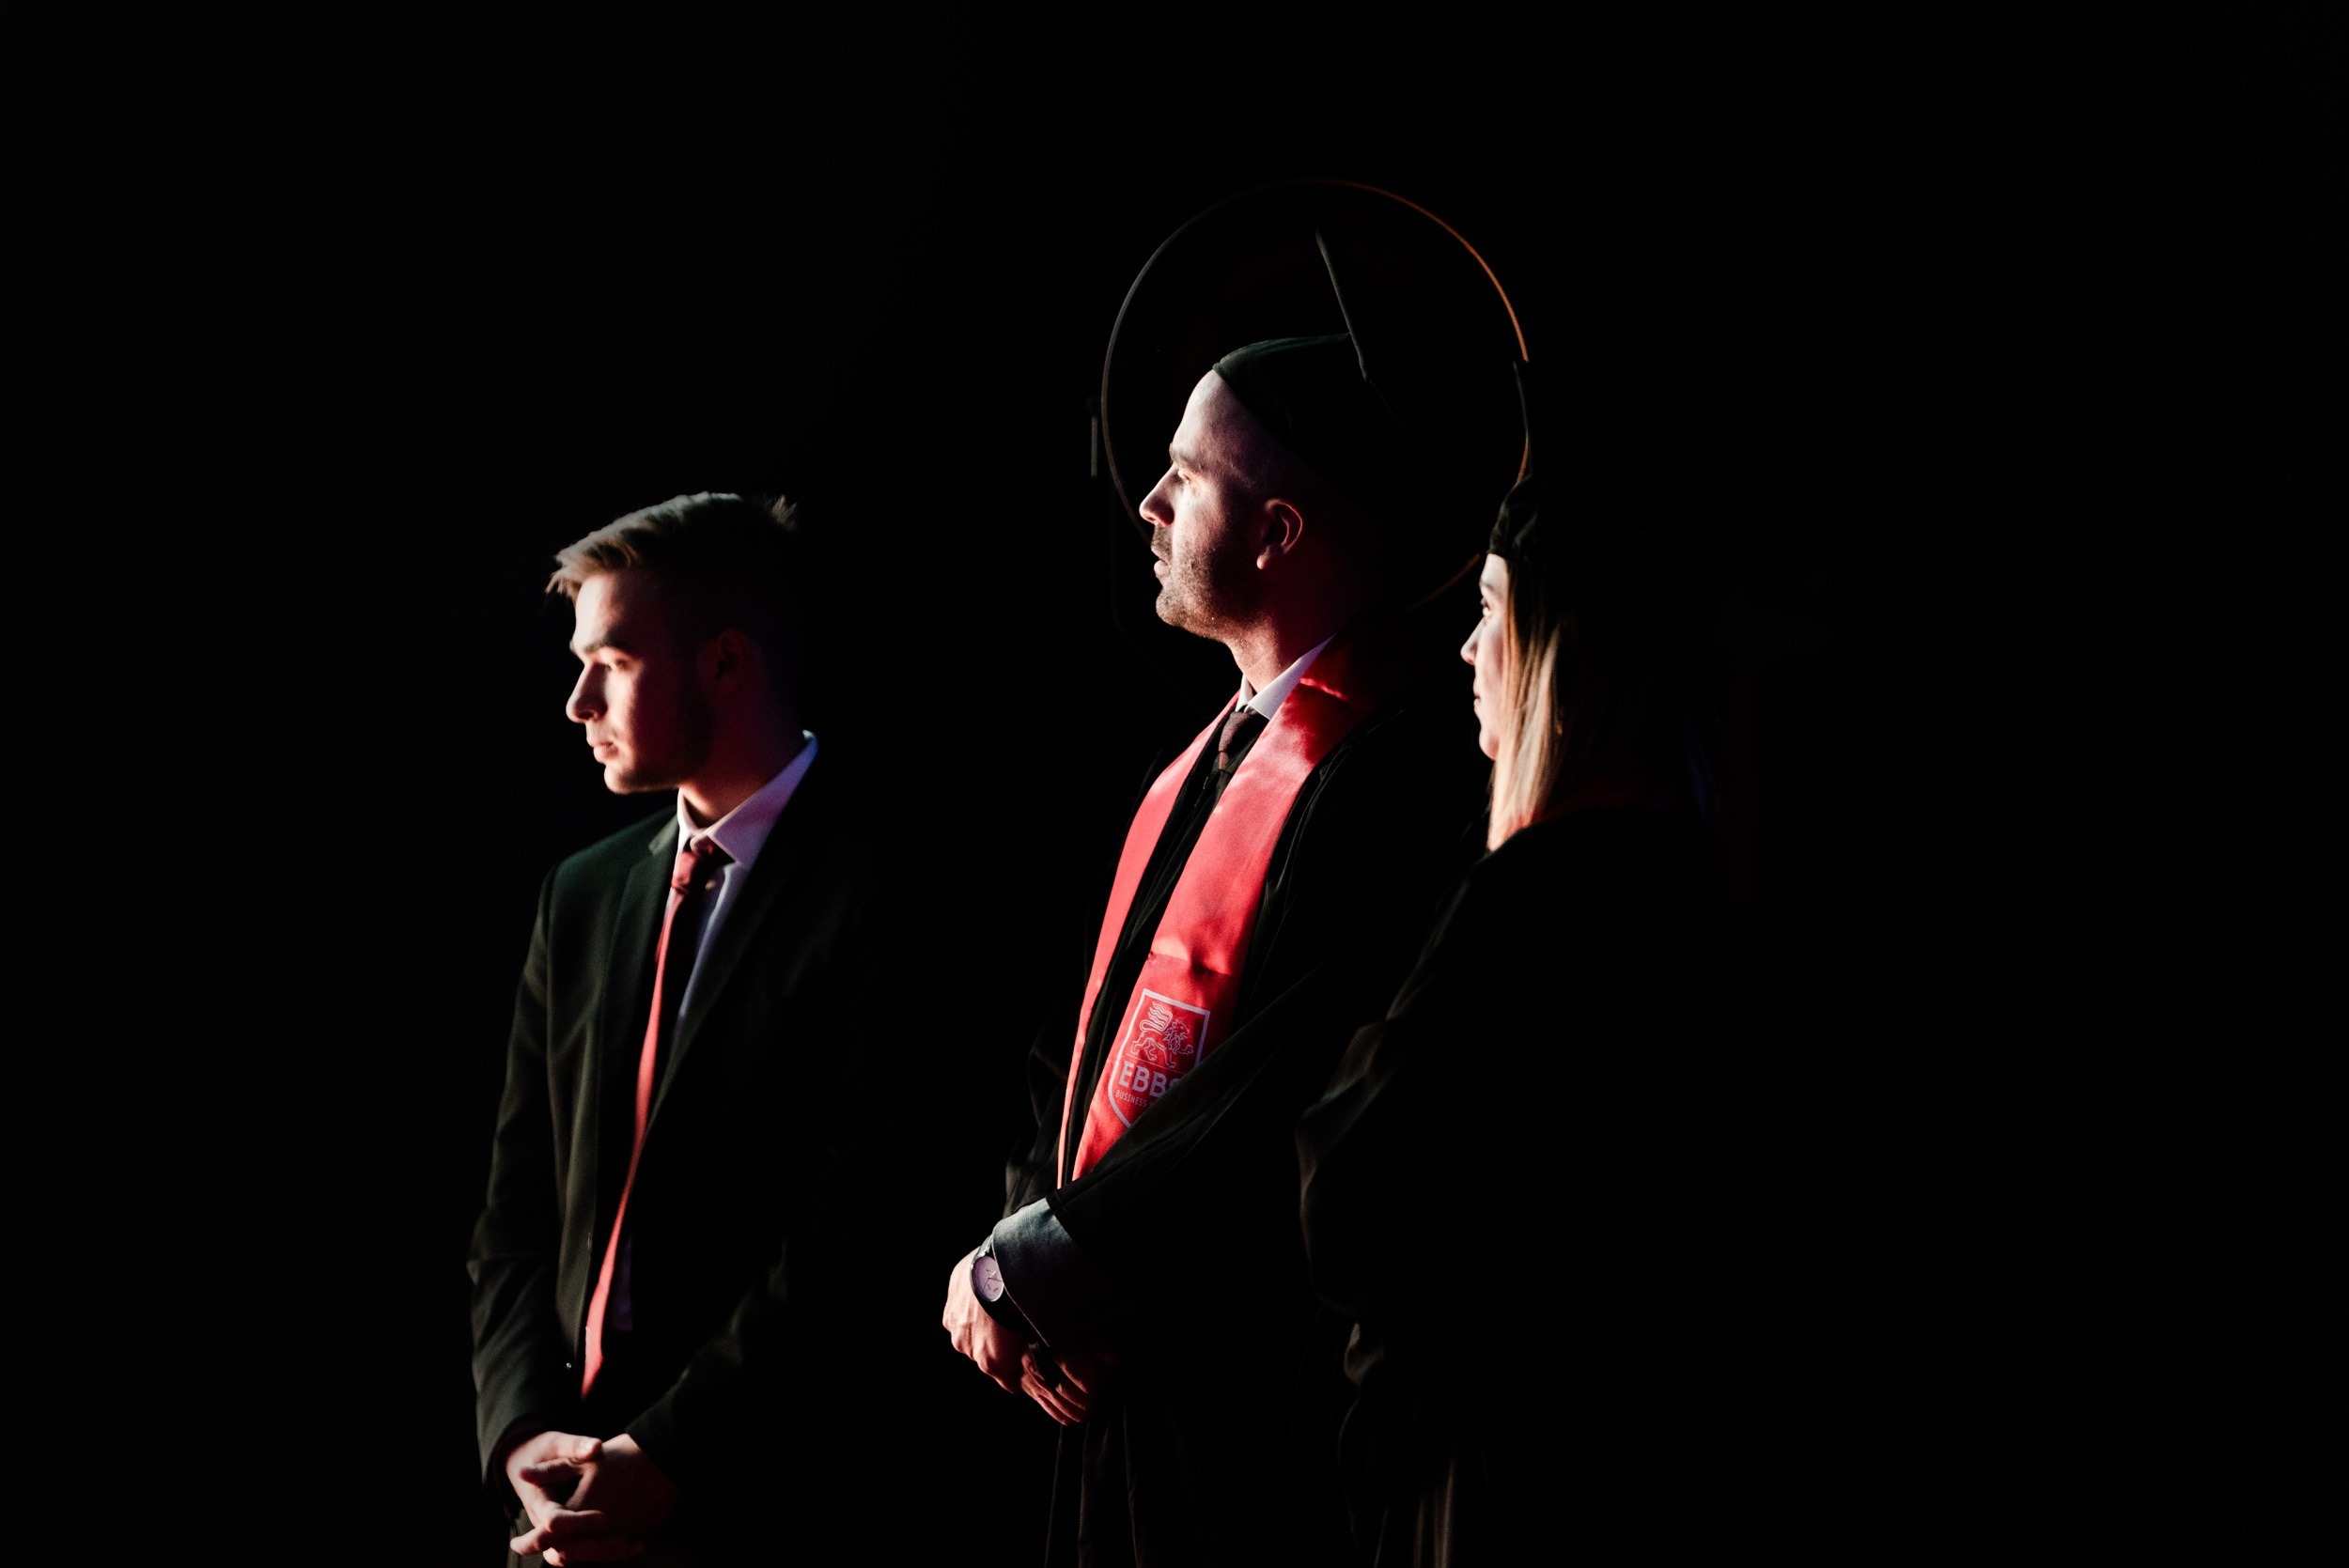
[1061,619,1402,1182]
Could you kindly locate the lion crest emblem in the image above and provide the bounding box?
[1104,989,1210,1127]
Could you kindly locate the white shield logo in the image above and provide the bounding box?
[1103,989,1209,1127]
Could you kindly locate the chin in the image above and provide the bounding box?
[603,762,665,795]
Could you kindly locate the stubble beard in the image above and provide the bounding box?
[1156,537,1259,644]
[605,755,678,795]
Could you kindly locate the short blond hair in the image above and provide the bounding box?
[550,491,807,694]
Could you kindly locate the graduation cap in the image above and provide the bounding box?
[1100,181,1531,598]
[1487,461,1719,664]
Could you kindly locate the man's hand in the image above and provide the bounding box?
[1020,1341,1120,1427]
[942,1246,1026,1393]
[506,1432,677,1564]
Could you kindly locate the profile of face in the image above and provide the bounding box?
[1137,372,1270,638]
[566,567,717,794]
[1461,553,1510,760]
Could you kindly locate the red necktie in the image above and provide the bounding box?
[581,837,728,1397]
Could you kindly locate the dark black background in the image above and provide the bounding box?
[210,60,2092,1560]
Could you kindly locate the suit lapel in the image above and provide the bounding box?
[646,764,831,1131]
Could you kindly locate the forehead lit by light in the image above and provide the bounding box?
[1169,372,1248,474]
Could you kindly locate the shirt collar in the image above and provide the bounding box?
[1238,634,1335,720]
[677,732,819,870]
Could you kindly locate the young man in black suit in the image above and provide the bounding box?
[472,492,927,1563]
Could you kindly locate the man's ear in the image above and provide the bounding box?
[1256,497,1307,569]
[702,628,755,692]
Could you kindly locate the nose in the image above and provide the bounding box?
[566,666,600,725]
[1460,622,1480,667]
[1139,469,1176,535]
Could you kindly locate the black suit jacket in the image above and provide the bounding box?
[470,754,914,1534]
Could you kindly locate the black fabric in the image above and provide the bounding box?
[471,757,988,1559]
[1296,807,1750,1562]
[1484,474,1539,567]
[1484,472,1704,643]
[1002,643,1490,1568]
[1212,334,1415,518]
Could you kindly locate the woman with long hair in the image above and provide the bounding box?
[1298,475,1737,1562]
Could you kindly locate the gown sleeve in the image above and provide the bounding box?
[1003,1022,1072,1219]
[1294,866,1508,1358]
[1300,812,1739,1475]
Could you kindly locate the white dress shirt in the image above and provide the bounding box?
[1236,634,1334,722]
[673,730,819,1026]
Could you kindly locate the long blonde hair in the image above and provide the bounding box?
[1487,581,1561,849]
[1486,554,1674,851]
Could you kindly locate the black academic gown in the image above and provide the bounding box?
[471,758,987,1562]
[1295,806,1742,1564]
[1003,661,1489,1568]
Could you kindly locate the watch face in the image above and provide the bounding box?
[974,1254,1005,1303]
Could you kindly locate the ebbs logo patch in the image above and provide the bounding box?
[1105,990,1209,1128]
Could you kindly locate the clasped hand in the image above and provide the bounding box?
[506,1431,677,1564]
[941,1248,1119,1425]
[1019,1339,1119,1427]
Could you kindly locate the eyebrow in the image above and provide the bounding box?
[569,632,632,658]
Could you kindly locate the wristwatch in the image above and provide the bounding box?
[972,1250,1008,1305]
[973,1236,1035,1339]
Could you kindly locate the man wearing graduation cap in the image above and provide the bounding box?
[941,317,1512,1563]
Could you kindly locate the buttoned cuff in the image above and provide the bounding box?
[989,1198,1134,1350]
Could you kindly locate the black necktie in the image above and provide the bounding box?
[1212,703,1268,800]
